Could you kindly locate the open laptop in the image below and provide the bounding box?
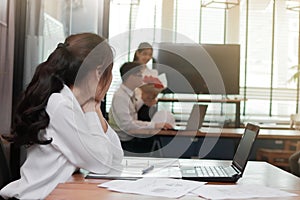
[85,123,259,183]
[180,123,260,182]
[171,104,208,131]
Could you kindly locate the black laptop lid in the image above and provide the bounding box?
[232,123,260,174]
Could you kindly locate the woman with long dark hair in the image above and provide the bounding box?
[0,33,123,199]
[133,42,158,121]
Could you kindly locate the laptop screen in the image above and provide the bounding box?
[185,104,208,131]
[232,123,260,173]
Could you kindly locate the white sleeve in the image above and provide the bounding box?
[134,88,144,111]
[105,125,125,167]
[47,94,123,174]
[110,92,155,130]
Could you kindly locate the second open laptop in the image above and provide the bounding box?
[180,123,260,182]
[172,104,208,131]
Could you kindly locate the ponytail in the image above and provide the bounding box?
[10,44,75,146]
[6,33,109,146]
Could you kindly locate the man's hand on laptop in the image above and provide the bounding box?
[155,122,173,130]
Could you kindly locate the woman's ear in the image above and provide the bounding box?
[95,65,102,81]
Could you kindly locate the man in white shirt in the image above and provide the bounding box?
[109,62,173,153]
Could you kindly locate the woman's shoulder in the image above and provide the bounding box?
[47,86,80,114]
[48,92,65,103]
[47,92,68,113]
[48,85,73,105]
[47,86,74,112]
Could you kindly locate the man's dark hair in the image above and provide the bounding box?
[120,61,143,82]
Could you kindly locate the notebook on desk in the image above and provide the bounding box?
[85,157,182,180]
[171,104,208,131]
[180,123,260,182]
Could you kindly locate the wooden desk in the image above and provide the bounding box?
[128,127,300,140]
[158,97,244,127]
[46,159,300,200]
[126,128,300,160]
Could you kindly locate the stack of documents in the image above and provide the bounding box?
[99,177,206,198]
[86,157,182,179]
[99,179,298,199]
[190,184,298,199]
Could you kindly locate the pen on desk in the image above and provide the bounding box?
[141,165,154,175]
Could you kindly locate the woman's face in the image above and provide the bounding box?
[94,66,113,102]
[136,48,153,64]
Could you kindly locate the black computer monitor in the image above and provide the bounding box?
[152,43,240,95]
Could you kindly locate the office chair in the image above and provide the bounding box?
[0,136,22,200]
[256,140,300,171]
[0,136,11,190]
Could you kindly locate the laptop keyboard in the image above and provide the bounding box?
[195,166,228,177]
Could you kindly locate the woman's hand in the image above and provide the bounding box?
[81,98,97,112]
[81,99,108,132]
[95,101,108,132]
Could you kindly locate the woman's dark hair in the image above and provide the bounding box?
[6,33,113,146]
[133,42,153,61]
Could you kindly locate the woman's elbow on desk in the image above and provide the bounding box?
[82,152,113,174]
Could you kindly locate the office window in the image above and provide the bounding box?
[107,0,300,123]
[240,0,274,117]
[272,0,299,116]
[24,0,300,123]
[201,8,226,44]
[24,0,100,85]
[174,0,200,43]
[240,0,299,119]
[107,0,163,113]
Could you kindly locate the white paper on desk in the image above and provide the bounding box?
[191,184,298,199]
[86,157,182,179]
[121,157,180,168]
[87,166,182,179]
[99,177,206,198]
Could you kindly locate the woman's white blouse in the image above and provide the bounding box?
[0,85,124,200]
